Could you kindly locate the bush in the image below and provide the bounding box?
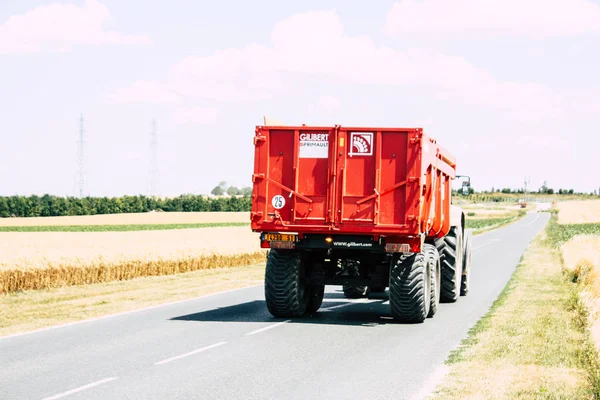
[0,194,252,218]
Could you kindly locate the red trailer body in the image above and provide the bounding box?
[250,123,472,323]
[251,125,457,252]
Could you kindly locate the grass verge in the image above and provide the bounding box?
[0,263,265,337]
[427,218,600,399]
[0,222,250,232]
[466,210,527,235]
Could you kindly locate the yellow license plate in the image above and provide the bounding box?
[265,233,297,242]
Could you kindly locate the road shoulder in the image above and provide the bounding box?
[426,221,600,399]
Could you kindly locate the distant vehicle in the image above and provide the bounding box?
[250,121,473,323]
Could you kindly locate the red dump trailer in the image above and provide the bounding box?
[250,123,473,323]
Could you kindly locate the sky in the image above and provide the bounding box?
[1,0,599,197]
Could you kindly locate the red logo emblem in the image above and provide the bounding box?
[349,132,373,156]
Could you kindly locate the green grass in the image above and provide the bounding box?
[465,217,516,230]
[545,220,600,247]
[0,222,250,232]
[428,216,600,399]
[1,214,524,233]
[465,210,527,232]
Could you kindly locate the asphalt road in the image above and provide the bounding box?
[0,211,549,400]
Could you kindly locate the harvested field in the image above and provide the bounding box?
[0,226,264,294]
[556,200,600,224]
[561,234,600,356]
[461,202,528,220]
[0,211,249,226]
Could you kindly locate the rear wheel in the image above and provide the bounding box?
[461,229,473,296]
[264,249,309,317]
[389,250,430,323]
[306,284,325,313]
[341,259,370,298]
[436,226,464,303]
[424,244,441,318]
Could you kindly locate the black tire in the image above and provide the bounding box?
[461,229,473,296]
[389,250,430,323]
[307,283,325,313]
[264,249,309,317]
[424,243,440,318]
[436,226,464,303]
[341,259,370,298]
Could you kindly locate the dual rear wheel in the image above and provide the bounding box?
[388,243,440,323]
[264,226,472,321]
[264,250,324,317]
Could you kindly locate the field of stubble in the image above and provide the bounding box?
[0,212,263,294]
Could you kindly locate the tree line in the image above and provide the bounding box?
[0,194,252,218]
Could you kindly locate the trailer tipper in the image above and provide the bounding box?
[250,123,472,323]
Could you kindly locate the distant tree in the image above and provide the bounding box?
[211,186,224,196]
[0,197,9,217]
[240,186,252,196]
[568,189,574,195]
[226,186,240,196]
[547,188,554,194]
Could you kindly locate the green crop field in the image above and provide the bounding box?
[0,222,250,232]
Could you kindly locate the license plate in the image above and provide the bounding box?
[264,233,297,242]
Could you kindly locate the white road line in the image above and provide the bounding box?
[1,284,262,341]
[320,298,378,304]
[321,303,356,312]
[40,377,118,400]
[321,298,376,312]
[473,238,500,251]
[246,320,291,336]
[154,342,227,365]
[523,213,540,227]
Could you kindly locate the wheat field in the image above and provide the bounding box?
[0,226,265,294]
[0,211,250,226]
[461,203,526,220]
[556,200,600,224]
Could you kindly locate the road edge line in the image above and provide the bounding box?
[0,284,262,341]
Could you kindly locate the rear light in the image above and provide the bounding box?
[385,243,411,253]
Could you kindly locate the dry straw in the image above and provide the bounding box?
[0,251,266,294]
[0,225,265,294]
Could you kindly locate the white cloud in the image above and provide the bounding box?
[111,9,564,121]
[167,45,283,102]
[171,107,218,126]
[0,0,150,54]
[384,0,600,38]
[109,80,179,104]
